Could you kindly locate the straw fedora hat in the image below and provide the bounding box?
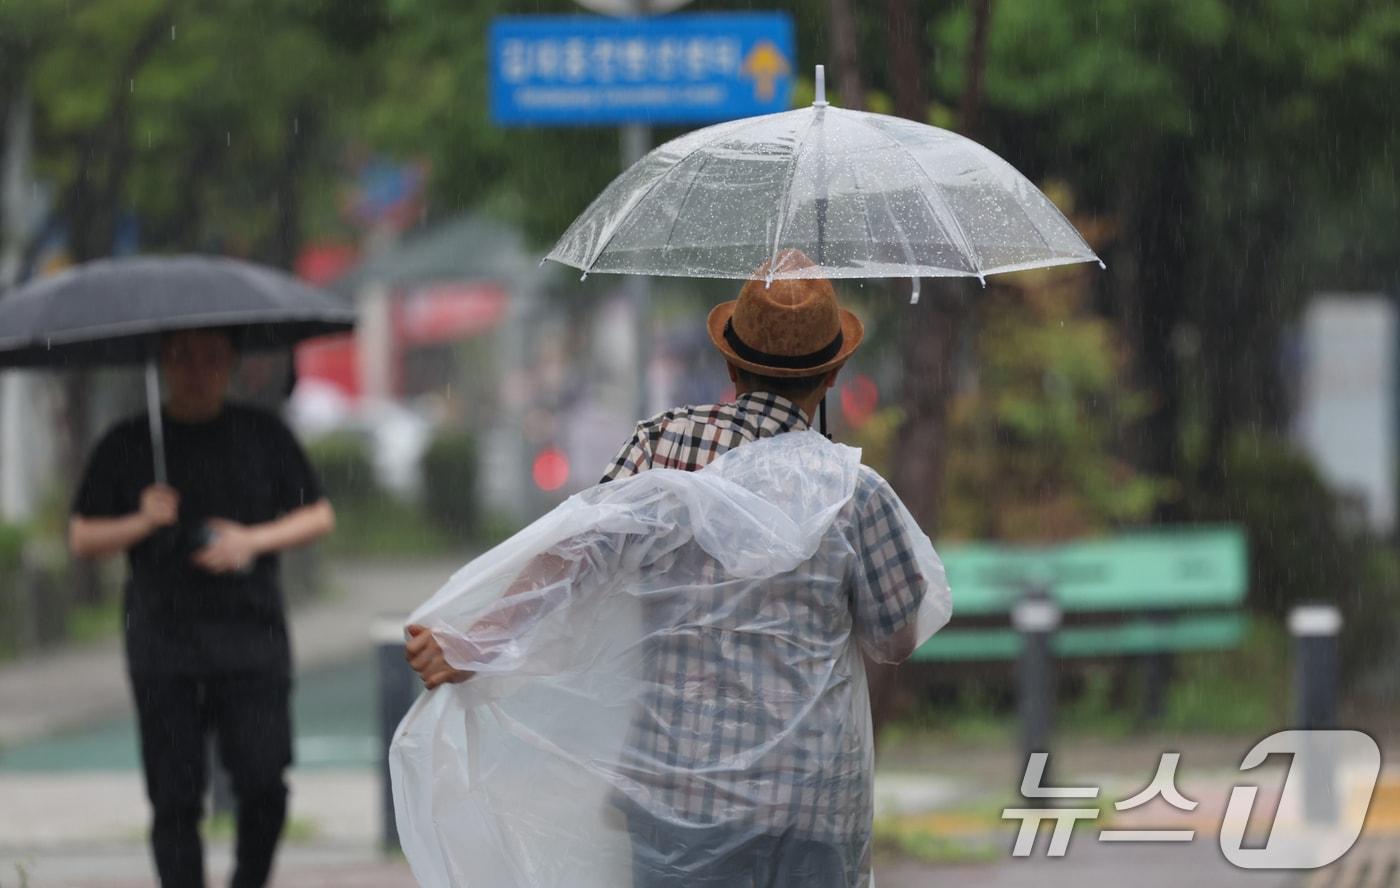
[707,251,863,379]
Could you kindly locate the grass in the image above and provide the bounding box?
[8,860,32,888]
[1157,619,1289,733]
[873,813,1003,865]
[66,596,123,645]
[322,497,459,558]
[872,782,1131,866]
[203,812,319,844]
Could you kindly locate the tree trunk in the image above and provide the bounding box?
[827,0,865,109]
[876,0,992,745]
[1121,140,1193,518]
[58,5,173,608]
[960,0,994,137]
[884,0,927,125]
[268,104,314,272]
[64,5,173,264]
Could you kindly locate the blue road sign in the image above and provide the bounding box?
[489,13,796,126]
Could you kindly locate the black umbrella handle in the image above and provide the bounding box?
[144,357,167,486]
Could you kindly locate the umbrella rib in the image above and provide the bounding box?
[767,109,822,278]
[580,116,764,272]
[994,151,1096,264]
[851,175,878,252]
[0,309,353,349]
[855,115,985,278]
[659,152,714,252]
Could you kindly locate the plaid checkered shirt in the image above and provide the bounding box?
[599,393,933,848]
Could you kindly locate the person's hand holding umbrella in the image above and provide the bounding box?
[69,482,180,559]
[1,255,354,888]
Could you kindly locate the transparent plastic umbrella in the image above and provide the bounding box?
[548,67,1102,302]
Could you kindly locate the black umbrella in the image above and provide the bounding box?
[0,254,357,483]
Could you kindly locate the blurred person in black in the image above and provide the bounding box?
[69,327,335,888]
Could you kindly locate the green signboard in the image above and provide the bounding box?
[912,526,1249,662]
[936,525,1247,616]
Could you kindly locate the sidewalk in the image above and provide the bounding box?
[0,556,466,748]
[8,752,1393,887]
[2,557,1394,887]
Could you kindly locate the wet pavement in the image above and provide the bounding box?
[0,556,1392,887]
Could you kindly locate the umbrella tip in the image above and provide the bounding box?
[1097,258,1107,270]
[579,272,588,281]
[538,256,547,267]
[909,278,921,305]
[977,274,987,289]
[813,65,827,107]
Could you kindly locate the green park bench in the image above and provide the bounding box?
[912,525,1249,664]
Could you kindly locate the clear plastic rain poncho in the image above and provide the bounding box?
[391,432,951,887]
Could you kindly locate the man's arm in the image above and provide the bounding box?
[70,483,179,559]
[405,549,586,688]
[191,499,335,574]
[849,472,952,664]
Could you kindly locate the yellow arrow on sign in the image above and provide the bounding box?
[740,40,791,103]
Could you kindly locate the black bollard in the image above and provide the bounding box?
[375,615,420,853]
[1140,609,1173,724]
[1014,588,1060,802]
[1289,603,1343,824]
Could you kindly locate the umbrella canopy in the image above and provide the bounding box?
[0,254,356,368]
[548,67,1101,294]
[0,254,356,485]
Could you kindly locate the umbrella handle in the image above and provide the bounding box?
[145,357,168,486]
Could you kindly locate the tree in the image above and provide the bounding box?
[942,258,1163,542]
[930,0,1400,507]
[2,0,388,604]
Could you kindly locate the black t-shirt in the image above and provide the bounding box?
[72,402,324,677]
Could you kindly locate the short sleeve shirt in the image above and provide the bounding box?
[72,402,323,676]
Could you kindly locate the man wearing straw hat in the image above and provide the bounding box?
[599,250,861,480]
[406,252,947,886]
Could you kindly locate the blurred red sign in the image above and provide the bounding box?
[532,447,570,491]
[839,374,879,427]
[396,284,507,346]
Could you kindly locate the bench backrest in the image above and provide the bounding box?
[911,525,1248,662]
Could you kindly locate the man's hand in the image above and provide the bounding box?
[191,518,261,573]
[71,485,181,559]
[405,625,473,689]
[138,484,180,533]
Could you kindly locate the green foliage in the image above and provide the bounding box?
[0,523,27,659]
[356,0,624,244]
[0,522,23,570]
[872,815,1002,865]
[942,270,1165,542]
[1193,432,1359,616]
[306,432,379,508]
[205,811,318,843]
[420,428,479,540]
[1161,618,1289,733]
[4,0,375,260]
[1190,431,1400,679]
[65,596,122,646]
[932,0,1400,502]
[322,496,452,559]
